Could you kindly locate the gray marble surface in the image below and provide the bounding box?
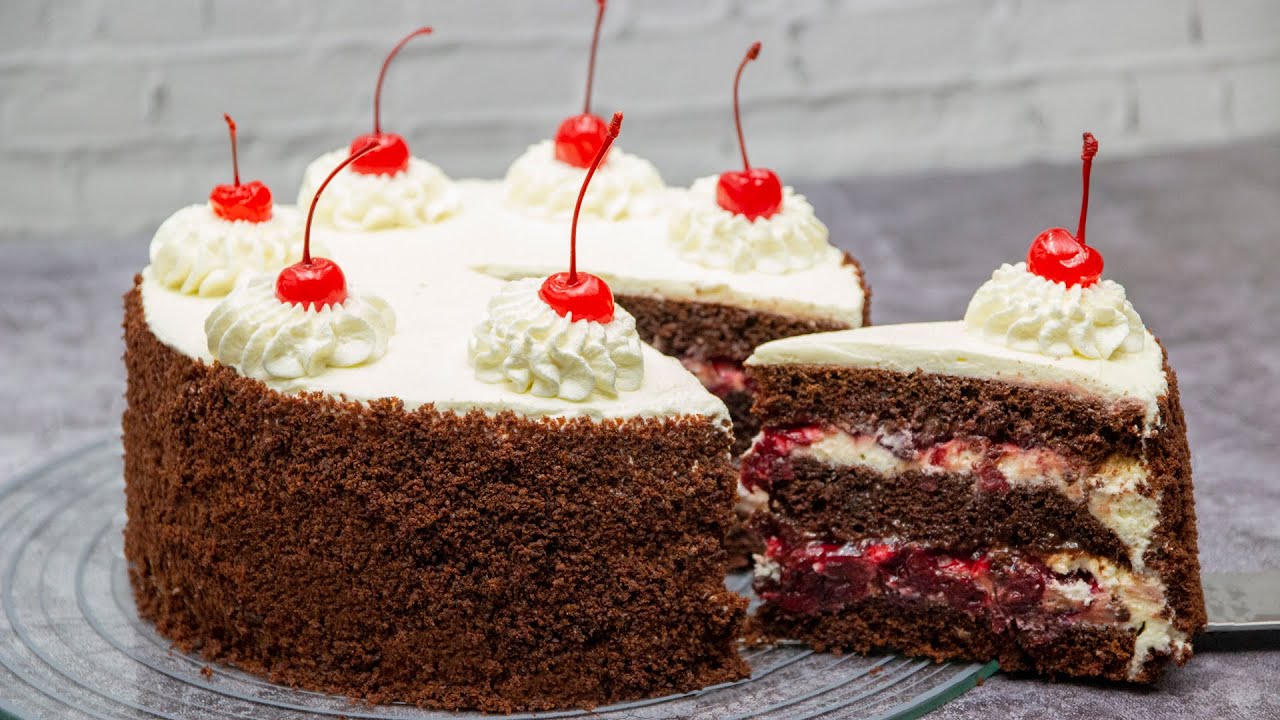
[2,138,1278,718]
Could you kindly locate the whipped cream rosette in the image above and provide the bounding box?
[205,274,395,380]
[152,114,308,297]
[504,140,665,220]
[965,262,1145,360]
[469,277,643,401]
[668,175,838,274]
[297,149,460,231]
[149,204,308,297]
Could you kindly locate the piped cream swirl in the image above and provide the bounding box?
[468,277,644,401]
[297,149,460,231]
[964,262,1145,360]
[668,176,837,273]
[504,140,666,220]
[205,274,395,380]
[149,204,307,297]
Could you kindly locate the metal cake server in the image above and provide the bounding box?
[1202,571,1280,632]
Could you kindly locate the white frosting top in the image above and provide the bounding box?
[965,262,1146,360]
[469,278,644,402]
[140,189,730,421]
[462,181,864,325]
[149,204,307,297]
[748,321,1168,428]
[203,274,395,381]
[668,176,838,274]
[504,140,665,220]
[297,149,461,231]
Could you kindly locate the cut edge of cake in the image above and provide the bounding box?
[741,320,1205,683]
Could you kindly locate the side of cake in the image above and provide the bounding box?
[124,113,749,712]
[742,135,1205,682]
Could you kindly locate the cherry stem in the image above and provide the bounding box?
[303,141,380,264]
[1077,132,1098,246]
[732,41,762,171]
[223,113,240,187]
[583,0,606,115]
[373,26,433,135]
[568,111,622,283]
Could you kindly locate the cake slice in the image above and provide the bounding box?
[743,134,1205,682]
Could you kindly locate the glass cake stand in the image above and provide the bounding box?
[0,437,997,720]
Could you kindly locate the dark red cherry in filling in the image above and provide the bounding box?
[554,113,611,168]
[275,257,348,309]
[210,113,273,222]
[716,167,783,221]
[538,271,615,323]
[349,132,411,176]
[1026,227,1103,287]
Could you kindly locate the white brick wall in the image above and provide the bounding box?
[1,0,1278,239]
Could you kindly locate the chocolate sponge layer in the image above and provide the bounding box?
[616,252,870,365]
[122,282,748,713]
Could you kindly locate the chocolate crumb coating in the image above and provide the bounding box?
[123,282,748,712]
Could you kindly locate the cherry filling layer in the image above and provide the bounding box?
[680,357,753,400]
[756,536,1126,631]
[741,424,1095,495]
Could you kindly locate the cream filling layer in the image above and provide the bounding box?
[1044,552,1191,677]
[792,431,1160,570]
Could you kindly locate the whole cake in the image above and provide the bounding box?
[741,135,1205,681]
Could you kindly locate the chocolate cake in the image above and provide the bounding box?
[124,284,746,712]
[125,115,755,711]
[742,136,1205,682]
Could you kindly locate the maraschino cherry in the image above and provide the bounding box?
[716,41,782,221]
[276,141,379,309]
[209,114,273,222]
[553,0,611,168]
[348,26,433,176]
[1026,133,1104,287]
[539,112,622,323]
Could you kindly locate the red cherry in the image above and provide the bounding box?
[349,132,411,176]
[1027,227,1103,287]
[553,1,610,168]
[717,167,783,221]
[538,112,622,323]
[275,256,348,309]
[276,141,380,308]
[715,41,783,220]
[349,26,432,176]
[1026,133,1104,287]
[554,113,611,168]
[210,113,273,223]
[538,271,615,323]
